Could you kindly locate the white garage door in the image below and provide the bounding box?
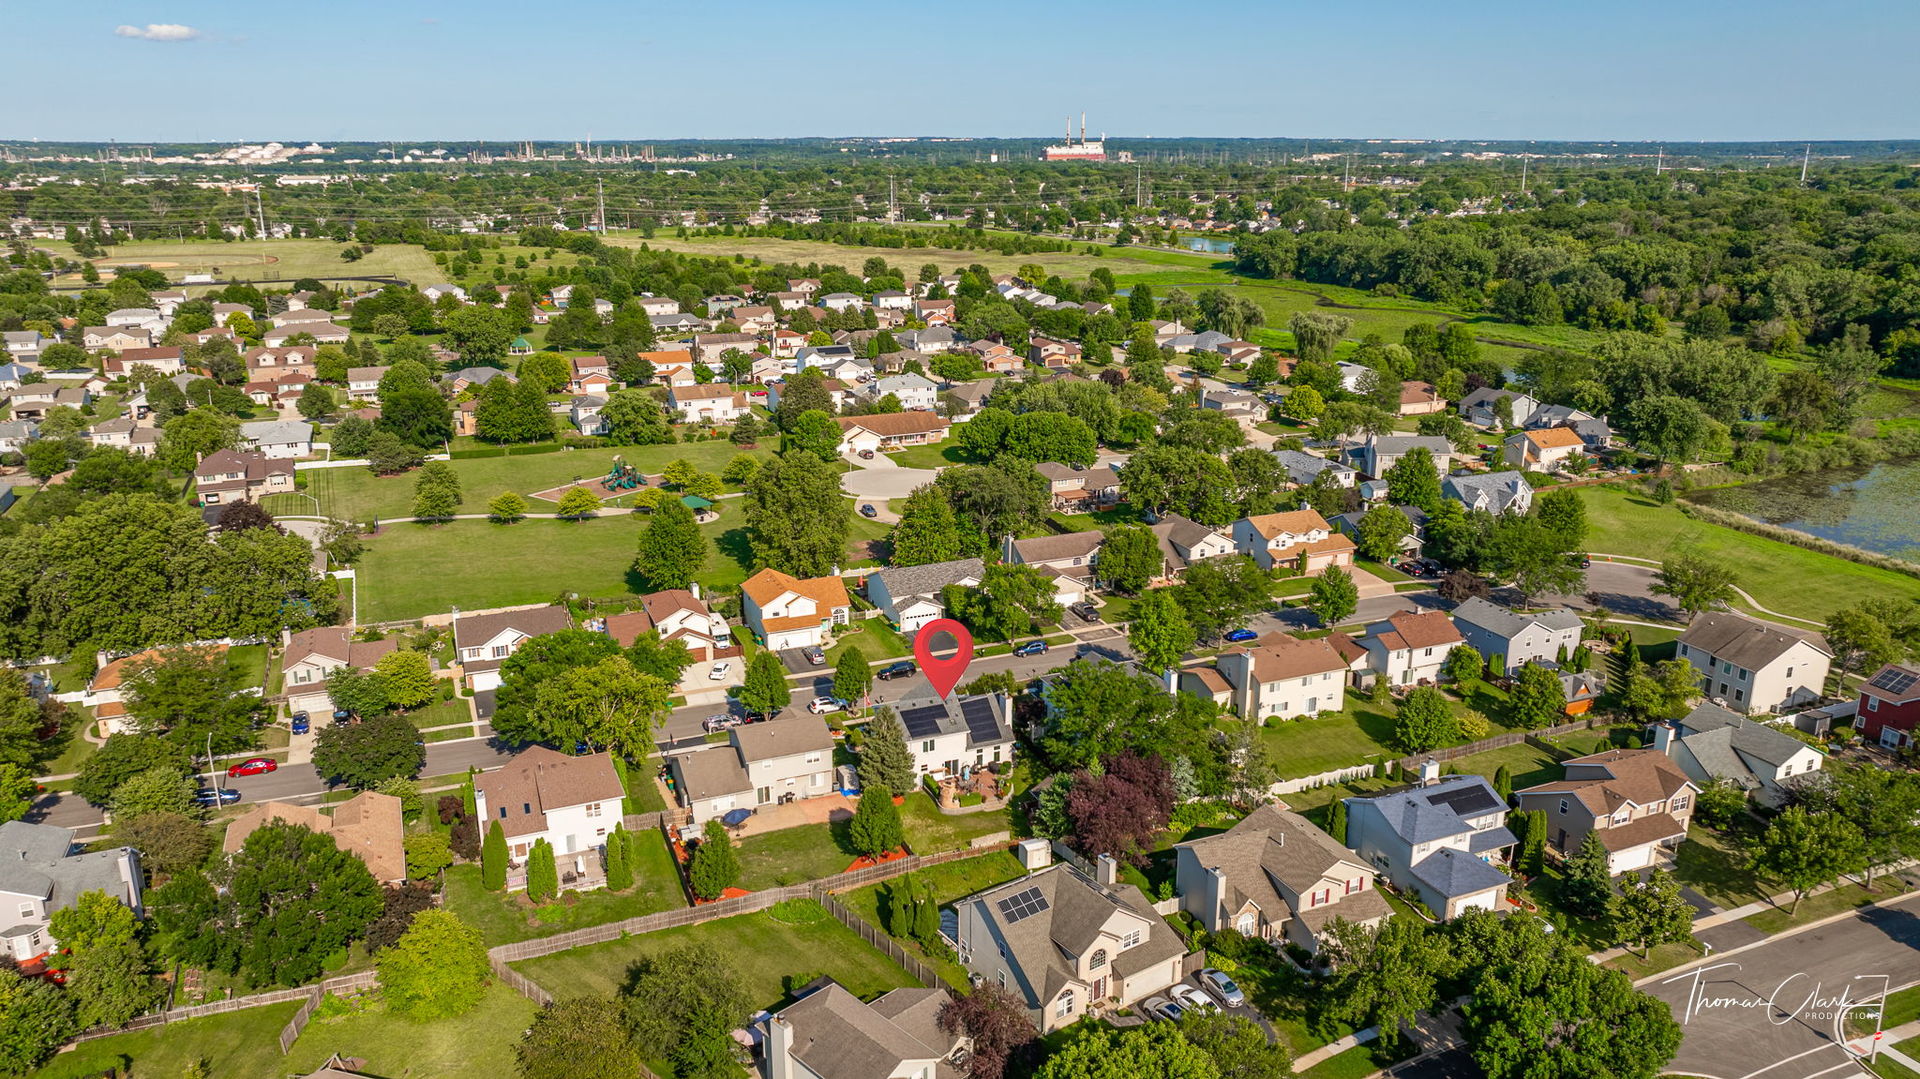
[1456,891,1499,916]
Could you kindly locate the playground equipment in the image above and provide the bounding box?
[601,457,643,491]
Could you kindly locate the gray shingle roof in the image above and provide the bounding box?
[1410,846,1513,899]
[777,982,952,1079]
[0,821,139,913]
[733,715,834,763]
[1349,774,1506,845]
[1271,449,1354,486]
[1449,597,1583,640]
[872,557,985,605]
[1674,702,1816,771]
[1443,471,1532,513]
[960,865,1185,1010]
[1679,612,1832,670]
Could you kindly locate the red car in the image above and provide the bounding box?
[227,757,278,778]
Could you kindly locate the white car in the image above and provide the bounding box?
[708,661,732,681]
[1170,985,1217,1015]
[807,696,846,715]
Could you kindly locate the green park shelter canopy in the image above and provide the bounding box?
[680,495,715,510]
[511,336,532,348]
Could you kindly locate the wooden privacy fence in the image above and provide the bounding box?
[489,842,1015,986]
[68,970,379,1048]
[815,893,939,988]
[277,987,324,1054]
[1391,715,1613,774]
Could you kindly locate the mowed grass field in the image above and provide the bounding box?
[511,904,916,1008]
[352,494,863,621]
[31,983,538,1079]
[265,442,764,522]
[1577,484,1920,622]
[40,237,446,290]
[603,230,1192,280]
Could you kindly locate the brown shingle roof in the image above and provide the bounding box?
[1382,611,1462,650]
[832,413,950,438]
[1516,748,1694,816]
[733,716,835,763]
[1234,635,1349,683]
[452,605,572,652]
[1243,509,1334,540]
[222,791,406,882]
[475,746,624,840]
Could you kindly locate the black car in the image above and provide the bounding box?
[859,504,878,518]
[876,661,917,681]
[193,787,241,807]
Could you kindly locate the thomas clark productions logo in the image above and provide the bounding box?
[1663,964,1892,1026]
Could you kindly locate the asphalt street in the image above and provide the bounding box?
[1646,892,1920,1079]
[32,736,517,841]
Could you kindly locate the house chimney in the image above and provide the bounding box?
[1651,722,1675,754]
[1418,757,1440,784]
[691,582,702,600]
[766,1014,794,1079]
[1204,866,1227,932]
[1095,853,1118,887]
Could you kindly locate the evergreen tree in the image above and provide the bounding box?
[1329,798,1348,845]
[526,838,558,901]
[482,820,507,890]
[739,651,791,718]
[833,647,872,704]
[689,819,740,900]
[858,708,918,796]
[848,789,905,857]
[604,824,633,891]
[1492,764,1512,802]
[1560,832,1615,918]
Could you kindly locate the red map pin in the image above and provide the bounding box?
[913,618,974,700]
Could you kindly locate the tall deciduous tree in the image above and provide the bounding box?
[48,889,159,1028]
[375,909,490,1020]
[1508,662,1568,729]
[944,564,1063,642]
[1393,687,1455,753]
[1612,871,1694,957]
[530,655,671,761]
[633,497,706,590]
[937,984,1041,1079]
[311,713,425,788]
[1128,590,1197,677]
[1748,806,1867,913]
[1651,553,1738,618]
[1097,525,1162,595]
[745,451,849,578]
[1308,566,1359,628]
[1034,1024,1220,1079]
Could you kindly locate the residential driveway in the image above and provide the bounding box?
[277,517,331,574]
[780,647,828,676]
[1644,893,1920,1079]
[839,450,940,501]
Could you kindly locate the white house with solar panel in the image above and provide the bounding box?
[885,692,1015,781]
[1342,771,1516,920]
[952,863,1191,1032]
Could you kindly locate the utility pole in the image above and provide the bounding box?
[596,177,606,233]
[888,174,898,223]
[1520,156,1528,197]
[1800,144,1811,184]
[1655,146,1665,175]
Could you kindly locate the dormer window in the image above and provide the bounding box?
[1120,930,1141,950]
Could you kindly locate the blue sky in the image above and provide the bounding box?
[10,0,1915,142]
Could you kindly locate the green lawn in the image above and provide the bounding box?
[1673,822,1778,912]
[1257,706,1402,780]
[441,832,687,946]
[826,621,913,666]
[899,793,1015,854]
[887,437,971,470]
[1849,985,1920,1037]
[50,235,447,288]
[734,822,859,890]
[1745,880,1904,935]
[30,1000,301,1079]
[224,644,269,690]
[268,442,764,523]
[404,695,473,730]
[1578,485,1920,622]
[1603,939,1707,980]
[511,902,917,1008]
[1441,741,1564,791]
[354,517,640,622]
[1294,1040,1418,1079]
[834,850,1028,987]
[30,982,539,1079]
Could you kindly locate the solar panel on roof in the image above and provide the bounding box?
[961,697,1003,744]
[996,886,1050,924]
[1870,668,1918,694]
[1427,785,1499,816]
[899,704,946,739]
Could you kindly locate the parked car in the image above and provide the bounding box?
[1069,602,1100,624]
[708,661,732,681]
[1170,984,1218,1015]
[807,696,847,715]
[860,504,878,518]
[226,757,277,778]
[1224,628,1258,643]
[1147,997,1185,1022]
[876,661,917,681]
[331,708,353,724]
[193,787,241,807]
[703,713,742,732]
[1012,640,1048,657]
[1198,968,1246,1007]
[290,712,310,735]
[803,646,826,666]
[858,449,876,460]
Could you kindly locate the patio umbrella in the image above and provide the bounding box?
[721,809,753,828]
